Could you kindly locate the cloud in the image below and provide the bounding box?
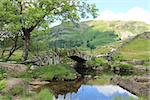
[96,7,150,24]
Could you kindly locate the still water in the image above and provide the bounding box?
[54,85,138,100]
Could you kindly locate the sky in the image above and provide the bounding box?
[87,0,150,24]
[51,0,150,26]
[88,0,150,13]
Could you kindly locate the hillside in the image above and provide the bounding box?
[31,20,150,51]
[113,32,150,61]
[85,20,150,39]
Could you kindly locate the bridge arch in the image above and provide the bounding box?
[68,56,87,63]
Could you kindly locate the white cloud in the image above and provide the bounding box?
[96,7,150,24]
[94,85,138,99]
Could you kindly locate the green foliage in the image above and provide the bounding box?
[112,63,134,75]
[115,33,150,61]
[8,50,23,61]
[138,95,149,100]
[48,20,150,50]
[0,80,7,91]
[19,64,77,81]
[0,69,7,80]
[143,63,150,67]
[34,64,77,80]
[37,20,150,51]
[0,0,98,33]
[0,38,23,61]
[35,89,53,100]
[88,20,150,38]
[9,85,24,96]
[48,29,118,49]
[112,63,134,69]
[0,0,98,60]
[0,94,12,100]
[87,43,96,50]
[112,54,125,61]
[87,58,109,67]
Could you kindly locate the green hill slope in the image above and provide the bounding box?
[84,20,150,39]
[32,20,150,51]
[113,32,150,61]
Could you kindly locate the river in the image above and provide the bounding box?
[37,77,138,100]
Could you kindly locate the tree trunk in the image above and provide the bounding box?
[5,33,19,61]
[6,47,16,61]
[22,31,30,61]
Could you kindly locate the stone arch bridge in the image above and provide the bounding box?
[24,49,92,65]
[67,50,92,63]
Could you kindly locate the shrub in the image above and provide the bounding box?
[112,54,125,61]
[112,63,134,75]
[0,80,7,91]
[0,69,7,80]
[112,63,133,69]
[32,64,77,80]
[0,94,12,100]
[18,64,77,81]
[87,58,109,68]
[9,86,24,96]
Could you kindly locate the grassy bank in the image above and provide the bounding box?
[18,64,77,81]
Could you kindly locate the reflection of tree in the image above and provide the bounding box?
[43,78,87,98]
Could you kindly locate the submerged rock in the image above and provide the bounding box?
[110,76,150,97]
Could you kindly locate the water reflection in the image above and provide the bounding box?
[55,85,138,100]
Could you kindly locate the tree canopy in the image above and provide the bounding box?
[0,0,98,60]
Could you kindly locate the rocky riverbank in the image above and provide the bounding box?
[110,76,150,97]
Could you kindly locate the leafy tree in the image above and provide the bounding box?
[0,0,98,61]
[0,31,23,60]
[87,42,96,50]
[30,29,50,55]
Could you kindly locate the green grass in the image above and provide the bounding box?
[19,89,54,100]
[0,94,12,100]
[0,88,54,100]
[8,86,25,96]
[18,64,77,81]
[86,41,122,56]
[84,20,150,38]
[112,63,134,69]
[0,50,35,62]
[0,50,22,61]
[35,89,53,100]
[0,79,7,91]
[87,58,109,68]
[116,33,150,61]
